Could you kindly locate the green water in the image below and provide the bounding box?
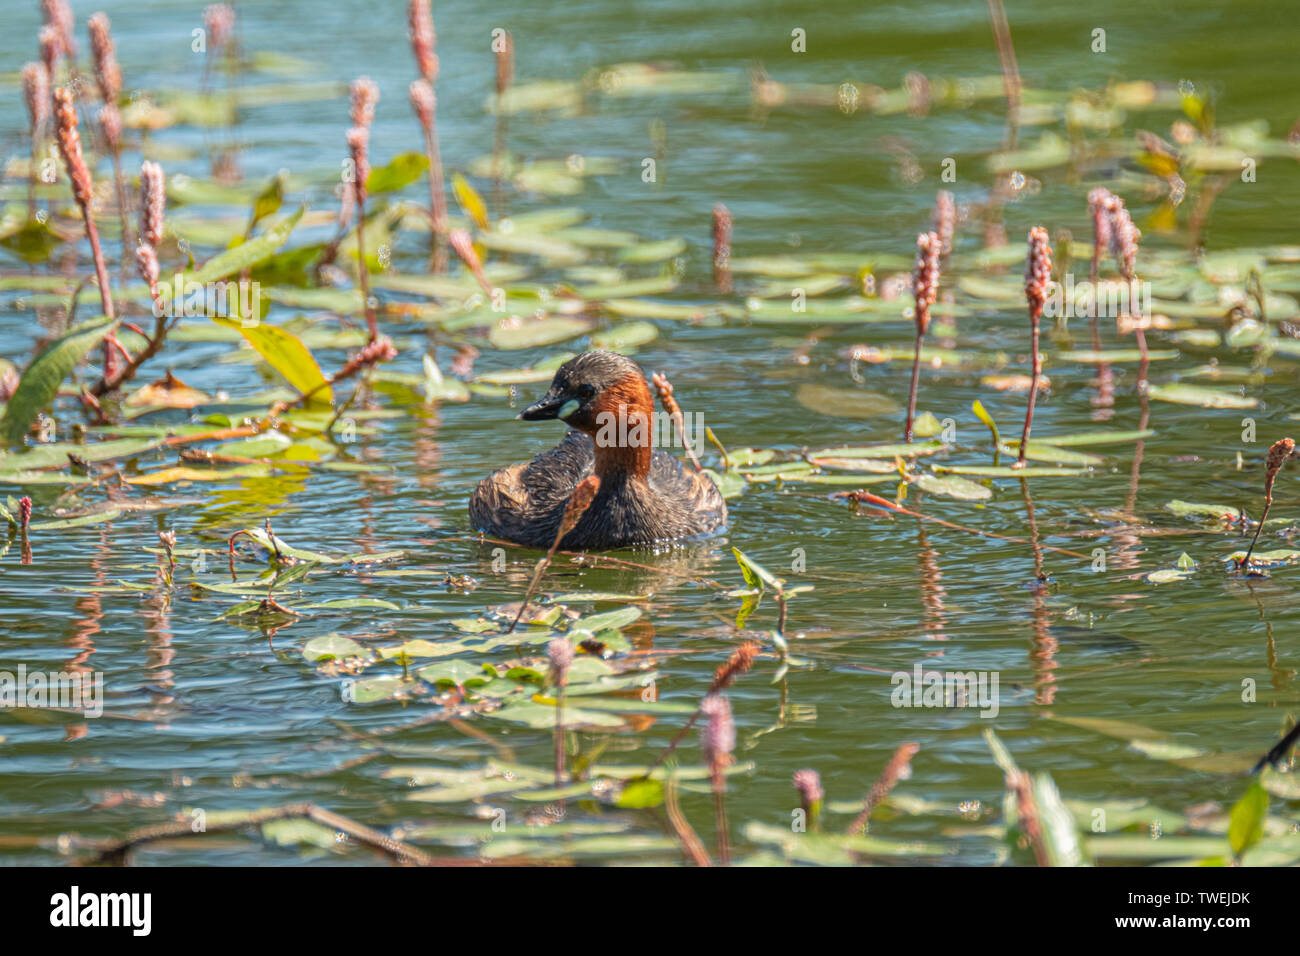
[3,0,1300,865]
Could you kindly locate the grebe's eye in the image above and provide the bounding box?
[577,384,596,400]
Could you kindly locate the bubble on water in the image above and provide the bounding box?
[1169,176,1187,206]
[566,153,585,174]
[837,82,860,115]
[1009,171,1026,192]
[1178,79,1196,97]
[35,209,47,224]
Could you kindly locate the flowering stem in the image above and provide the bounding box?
[848,742,920,835]
[553,684,566,789]
[354,198,378,342]
[664,773,712,867]
[422,120,448,274]
[105,144,132,278]
[904,328,924,442]
[1016,310,1040,465]
[712,776,730,865]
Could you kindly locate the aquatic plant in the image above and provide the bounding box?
[793,769,824,832]
[547,637,574,794]
[699,692,734,863]
[1014,226,1052,468]
[1237,437,1296,572]
[407,0,448,267]
[848,741,919,835]
[507,474,602,633]
[651,371,703,471]
[712,202,733,293]
[903,231,940,442]
[88,13,130,266]
[51,85,118,388]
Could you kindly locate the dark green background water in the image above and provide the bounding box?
[2,0,1300,864]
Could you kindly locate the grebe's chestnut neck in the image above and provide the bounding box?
[518,351,655,480]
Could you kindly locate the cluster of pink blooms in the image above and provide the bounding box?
[1024,226,1053,318]
[1088,187,1141,280]
[408,0,438,84]
[136,161,166,301]
[203,3,235,53]
[21,63,50,139]
[699,693,735,776]
[912,230,942,336]
[933,190,955,257]
[52,87,93,209]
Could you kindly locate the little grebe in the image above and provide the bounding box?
[469,350,727,549]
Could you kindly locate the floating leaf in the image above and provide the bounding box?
[1146,567,1194,584]
[590,321,659,350]
[346,675,411,703]
[124,464,275,485]
[1224,548,1300,567]
[416,659,491,689]
[794,384,898,419]
[1022,429,1154,447]
[999,443,1103,466]
[913,473,992,500]
[933,465,1087,478]
[808,441,943,460]
[29,509,123,531]
[488,317,593,350]
[377,639,459,660]
[1165,500,1240,522]
[615,778,664,809]
[302,635,369,663]
[1147,384,1257,409]
[616,238,686,264]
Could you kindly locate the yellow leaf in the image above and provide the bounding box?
[1136,152,1180,178]
[125,464,274,485]
[1147,201,1178,233]
[212,317,332,404]
[452,173,489,230]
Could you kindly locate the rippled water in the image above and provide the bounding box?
[3,0,1300,864]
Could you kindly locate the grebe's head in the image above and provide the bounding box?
[518,350,646,432]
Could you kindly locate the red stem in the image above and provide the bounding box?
[1017,310,1041,464]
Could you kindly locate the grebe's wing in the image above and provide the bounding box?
[648,449,728,533]
[470,431,595,546]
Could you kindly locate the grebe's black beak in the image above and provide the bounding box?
[518,391,569,421]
